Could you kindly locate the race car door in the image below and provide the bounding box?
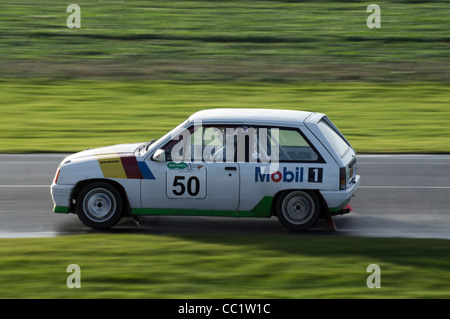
[140,125,240,212]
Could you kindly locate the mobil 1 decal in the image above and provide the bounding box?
[308,167,323,183]
[254,166,323,184]
[255,166,303,183]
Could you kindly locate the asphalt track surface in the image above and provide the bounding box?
[0,154,449,239]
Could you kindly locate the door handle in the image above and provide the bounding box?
[225,166,237,171]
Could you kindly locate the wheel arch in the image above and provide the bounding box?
[70,179,131,217]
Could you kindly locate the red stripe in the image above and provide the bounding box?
[120,155,143,179]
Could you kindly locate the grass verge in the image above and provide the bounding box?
[1,1,449,82]
[0,80,449,153]
[0,233,449,298]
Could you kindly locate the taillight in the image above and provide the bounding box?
[339,167,346,190]
[54,169,61,184]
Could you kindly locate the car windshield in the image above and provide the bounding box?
[317,119,349,158]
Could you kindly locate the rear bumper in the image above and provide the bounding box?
[50,183,73,213]
[329,204,352,216]
[320,175,360,212]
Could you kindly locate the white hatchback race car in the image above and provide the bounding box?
[51,108,360,231]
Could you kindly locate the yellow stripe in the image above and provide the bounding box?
[96,154,127,179]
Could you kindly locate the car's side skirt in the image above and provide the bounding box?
[131,196,274,218]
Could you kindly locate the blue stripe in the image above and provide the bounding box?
[137,161,156,180]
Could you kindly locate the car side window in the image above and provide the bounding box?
[202,126,240,163]
[161,125,239,162]
[249,127,321,163]
[277,129,319,162]
[161,125,320,163]
[161,125,197,162]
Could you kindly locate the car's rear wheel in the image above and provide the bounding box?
[276,190,320,230]
[75,182,123,229]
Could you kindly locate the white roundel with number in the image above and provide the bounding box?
[166,166,207,199]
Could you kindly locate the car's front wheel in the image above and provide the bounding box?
[75,182,123,229]
[276,190,320,230]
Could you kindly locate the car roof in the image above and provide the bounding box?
[188,108,317,125]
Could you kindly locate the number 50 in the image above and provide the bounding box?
[172,176,200,196]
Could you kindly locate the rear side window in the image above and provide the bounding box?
[248,127,322,163]
[317,119,349,158]
[275,129,319,162]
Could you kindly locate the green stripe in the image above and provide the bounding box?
[131,196,274,218]
[54,206,69,213]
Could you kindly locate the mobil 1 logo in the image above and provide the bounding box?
[308,167,323,183]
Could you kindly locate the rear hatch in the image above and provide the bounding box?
[313,115,357,189]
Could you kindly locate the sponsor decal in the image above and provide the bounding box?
[167,162,188,170]
[255,166,304,183]
[96,154,155,179]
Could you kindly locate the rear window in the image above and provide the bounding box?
[317,119,349,158]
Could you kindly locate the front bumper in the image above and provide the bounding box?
[50,183,73,213]
[320,175,361,211]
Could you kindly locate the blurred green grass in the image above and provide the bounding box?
[0,80,449,153]
[0,0,448,81]
[0,234,449,298]
[0,1,448,153]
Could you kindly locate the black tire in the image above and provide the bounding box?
[276,190,320,230]
[75,182,123,229]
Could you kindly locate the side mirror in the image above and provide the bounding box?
[152,149,166,162]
